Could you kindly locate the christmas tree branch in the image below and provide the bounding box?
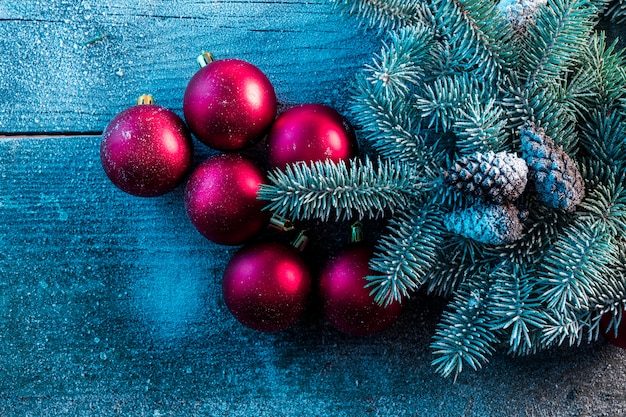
[588,253,626,313]
[535,222,616,313]
[258,157,429,221]
[604,0,626,23]
[366,204,445,305]
[578,179,626,236]
[424,236,490,297]
[588,244,626,340]
[520,0,596,86]
[540,308,582,348]
[328,0,626,377]
[415,73,490,132]
[351,73,436,164]
[488,265,548,355]
[503,78,579,151]
[327,0,432,31]
[452,96,510,155]
[579,32,626,109]
[431,0,514,82]
[363,25,437,100]
[431,278,498,380]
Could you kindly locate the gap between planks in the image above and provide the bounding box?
[0,132,102,139]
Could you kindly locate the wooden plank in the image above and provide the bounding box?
[1,135,626,416]
[0,0,378,134]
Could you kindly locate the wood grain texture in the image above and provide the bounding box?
[0,0,377,133]
[0,138,625,416]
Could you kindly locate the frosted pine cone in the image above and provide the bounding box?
[443,151,528,204]
[520,122,584,211]
[443,202,524,245]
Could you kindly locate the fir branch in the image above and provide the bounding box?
[519,0,597,86]
[430,0,514,82]
[580,108,626,166]
[488,265,548,355]
[364,25,437,100]
[426,37,476,79]
[424,235,490,296]
[589,245,626,339]
[578,177,626,236]
[327,0,432,31]
[415,73,491,132]
[430,277,498,380]
[535,222,617,313]
[579,32,626,109]
[579,156,618,186]
[366,204,445,305]
[587,248,626,313]
[502,78,579,151]
[540,308,582,347]
[452,96,510,154]
[351,74,440,165]
[329,0,626,376]
[258,157,428,221]
[604,0,626,23]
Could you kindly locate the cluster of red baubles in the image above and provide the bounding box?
[100,53,402,336]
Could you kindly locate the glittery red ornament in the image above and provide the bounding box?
[266,103,358,169]
[100,95,193,197]
[222,241,312,332]
[600,311,626,349]
[183,53,277,151]
[319,244,402,336]
[184,153,269,245]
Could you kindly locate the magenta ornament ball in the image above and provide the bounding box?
[222,241,312,332]
[184,153,269,246]
[319,244,402,336]
[183,58,277,151]
[100,103,193,197]
[266,103,358,169]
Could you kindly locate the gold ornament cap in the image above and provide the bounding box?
[291,230,309,252]
[197,51,215,68]
[136,94,155,105]
[269,214,295,232]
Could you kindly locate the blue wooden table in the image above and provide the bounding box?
[1,1,626,416]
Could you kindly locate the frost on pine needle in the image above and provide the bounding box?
[497,0,548,29]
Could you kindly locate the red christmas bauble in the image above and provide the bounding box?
[185,153,269,245]
[600,311,626,349]
[183,58,277,151]
[266,103,357,169]
[319,244,402,336]
[222,241,312,332]
[100,99,193,197]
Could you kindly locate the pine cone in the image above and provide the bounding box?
[520,122,584,211]
[443,202,524,245]
[442,151,528,204]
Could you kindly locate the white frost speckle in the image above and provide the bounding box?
[497,0,547,27]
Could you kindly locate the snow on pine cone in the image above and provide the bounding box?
[520,122,585,212]
[443,202,524,245]
[442,151,528,204]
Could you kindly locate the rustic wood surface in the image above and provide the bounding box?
[1,1,626,416]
